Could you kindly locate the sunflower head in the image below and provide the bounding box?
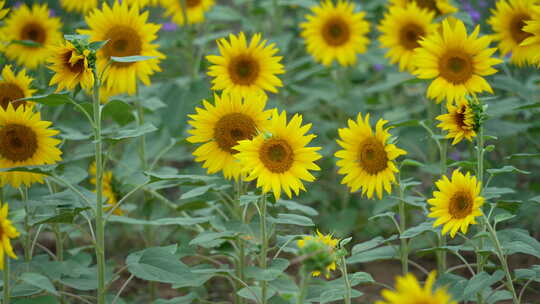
[0,3,62,69]
[60,0,98,14]
[413,19,502,104]
[389,0,458,16]
[0,203,20,269]
[297,230,339,278]
[376,271,457,304]
[0,65,35,110]
[48,40,95,92]
[162,0,215,26]
[0,104,62,188]
[378,2,437,72]
[234,110,322,201]
[335,113,407,200]
[207,32,285,98]
[300,0,370,66]
[428,170,484,238]
[436,98,477,145]
[521,15,540,66]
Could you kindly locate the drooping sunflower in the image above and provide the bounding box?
[234,110,322,201]
[79,1,165,100]
[428,170,484,238]
[376,271,457,304]
[488,0,540,66]
[0,105,62,188]
[187,92,272,180]
[162,0,215,26]
[335,113,407,200]
[300,0,370,66]
[436,98,477,145]
[297,230,339,278]
[389,0,458,16]
[378,3,438,72]
[0,203,20,269]
[207,32,285,98]
[47,41,95,92]
[0,65,35,110]
[89,162,124,216]
[59,0,98,14]
[0,3,62,69]
[521,16,540,65]
[413,19,502,104]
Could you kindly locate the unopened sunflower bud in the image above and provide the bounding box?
[297,231,339,278]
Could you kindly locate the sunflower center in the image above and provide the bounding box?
[228,55,260,85]
[399,23,425,50]
[20,22,47,45]
[358,137,388,175]
[413,0,441,15]
[186,0,201,7]
[103,26,143,67]
[62,51,85,74]
[322,17,350,47]
[449,191,473,219]
[0,124,38,162]
[214,113,257,154]
[259,138,294,173]
[510,14,532,43]
[0,83,26,110]
[439,51,474,84]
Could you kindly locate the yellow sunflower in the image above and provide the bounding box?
[297,230,339,278]
[187,92,271,180]
[89,162,124,216]
[413,19,502,104]
[428,170,484,238]
[162,0,215,26]
[389,0,458,16]
[300,0,370,66]
[521,17,540,65]
[335,113,407,200]
[378,3,438,72]
[79,1,165,100]
[0,3,62,69]
[207,32,285,98]
[234,110,322,201]
[0,65,35,110]
[376,271,456,304]
[0,203,20,269]
[47,41,95,92]
[59,0,98,14]
[488,0,540,66]
[436,98,476,145]
[0,104,62,189]
[123,0,163,8]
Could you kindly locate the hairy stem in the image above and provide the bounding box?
[259,195,268,304]
[340,256,352,304]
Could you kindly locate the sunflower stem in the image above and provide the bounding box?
[476,123,485,304]
[259,194,268,304]
[437,103,448,274]
[21,187,31,263]
[340,256,352,304]
[91,68,106,304]
[235,180,246,304]
[296,267,310,304]
[397,181,408,275]
[1,190,10,304]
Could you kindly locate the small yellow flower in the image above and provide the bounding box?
[436,98,477,145]
[376,271,457,304]
[297,231,339,278]
[0,203,20,269]
[0,65,35,110]
[47,41,95,92]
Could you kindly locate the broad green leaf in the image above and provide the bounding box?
[34,207,90,226]
[19,273,58,296]
[88,40,108,51]
[351,236,385,254]
[237,286,276,302]
[108,215,210,226]
[127,245,189,283]
[269,213,314,226]
[102,99,135,126]
[245,258,289,281]
[64,34,89,41]
[463,271,504,300]
[12,295,58,304]
[483,187,515,200]
[277,199,318,216]
[189,231,236,246]
[401,221,434,239]
[144,172,217,185]
[493,212,515,225]
[108,122,158,140]
[154,294,198,304]
[111,55,157,62]
[180,184,215,200]
[348,245,398,263]
[368,211,395,221]
[506,153,540,159]
[487,166,530,175]
[21,92,74,106]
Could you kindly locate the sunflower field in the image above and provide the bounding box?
[0,0,540,303]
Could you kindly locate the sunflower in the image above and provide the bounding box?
[488,0,540,66]
[378,3,438,72]
[234,110,322,201]
[436,98,476,145]
[123,0,163,7]
[79,1,165,100]
[162,0,215,26]
[47,41,95,92]
[300,0,370,66]
[428,170,484,238]
[0,104,62,189]
[521,17,540,65]
[389,0,458,16]
[297,231,339,278]
[0,203,20,270]
[0,65,35,110]
[207,32,285,98]
[0,1,9,20]
[59,0,98,14]
[413,19,502,104]
[0,3,62,69]
[376,271,456,304]
[187,92,271,180]
[89,162,124,216]
[335,113,407,200]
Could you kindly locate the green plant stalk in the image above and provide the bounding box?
[398,183,408,275]
[1,189,10,304]
[54,223,65,304]
[21,187,31,262]
[259,195,268,304]
[340,256,352,304]
[438,135,448,273]
[484,217,519,304]
[476,125,485,304]
[296,267,310,304]
[92,69,106,304]
[235,181,245,304]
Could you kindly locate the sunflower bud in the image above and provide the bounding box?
[297,231,339,278]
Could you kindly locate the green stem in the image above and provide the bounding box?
[1,189,9,304]
[54,224,65,304]
[484,217,519,304]
[259,195,268,304]
[438,104,448,273]
[21,187,31,263]
[135,95,147,171]
[476,125,485,304]
[397,182,408,275]
[235,181,245,304]
[296,267,310,304]
[272,0,281,34]
[340,256,352,304]
[92,69,106,304]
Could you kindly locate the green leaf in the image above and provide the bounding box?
[127,245,189,283]
[368,211,395,221]
[400,221,434,239]
[487,165,530,175]
[400,159,425,168]
[239,194,260,206]
[269,213,314,226]
[108,215,210,226]
[111,55,157,63]
[530,196,540,205]
[463,271,504,300]
[140,97,167,111]
[189,231,236,246]
[276,199,318,216]
[102,100,135,126]
[319,289,363,304]
[493,212,516,225]
[506,153,540,160]
[88,40,109,51]
[498,229,540,258]
[483,187,515,200]
[64,34,89,41]
[348,245,398,263]
[108,122,157,140]
[0,164,55,175]
[245,259,289,281]
[180,184,215,200]
[12,39,41,47]
[237,286,275,302]
[34,207,90,226]
[20,92,75,106]
[144,172,217,185]
[351,236,385,254]
[12,295,58,304]
[154,294,198,304]
[19,273,58,296]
